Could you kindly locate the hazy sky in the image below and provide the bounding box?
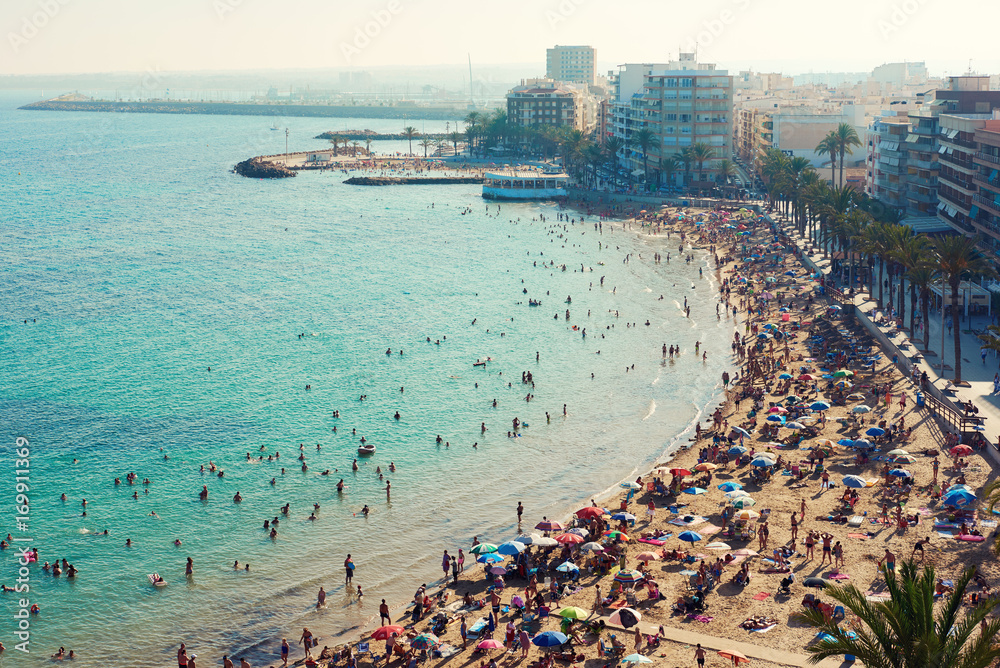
[3,0,998,77]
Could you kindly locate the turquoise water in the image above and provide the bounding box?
[0,91,735,666]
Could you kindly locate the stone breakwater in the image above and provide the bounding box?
[233,157,296,179]
[316,130,451,141]
[343,176,480,186]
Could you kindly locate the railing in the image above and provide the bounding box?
[938,172,974,191]
[973,194,1000,215]
[976,152,1000,165]
[973,175,1000,191]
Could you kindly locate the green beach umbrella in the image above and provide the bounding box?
[557,606,590,619]
[470,543,498,555]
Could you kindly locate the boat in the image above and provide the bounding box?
[482,170,568,201]
[148,573,167,587]
[358,444,376,456]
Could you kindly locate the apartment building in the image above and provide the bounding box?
[506,78,596,133]
[546,45,597,87]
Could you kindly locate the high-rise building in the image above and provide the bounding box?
[506,78,596,133]
[546,46,596,87]
[607,53,733,187]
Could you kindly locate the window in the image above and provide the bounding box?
[666,78,678,87]
[680,114,691,123]
[681,78,693,87]
[665,114,677,121]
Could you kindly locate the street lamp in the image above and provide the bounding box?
[285,128,289,165]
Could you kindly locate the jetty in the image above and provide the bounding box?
[316,130,451,142]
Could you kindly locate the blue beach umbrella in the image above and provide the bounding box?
[778,373,793,379]
[852,438,874,449]
[888,469,910,478]
[496,541,526,556]
[683,487,707,495]
[810,401,831,411]
[678,531,703,544]
[942,490,976,507]
[611,513,636,522]
[865,427,885,436]
[728,445,747,456]
[718,481,743,492]
[837,439,854,447]
[766,415,786,423]
[750,457,774,467]
[476,553,505,564]
[556,561,580,573]
[532,632,568,648]
[784,422,806,430]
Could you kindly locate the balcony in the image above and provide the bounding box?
[909,175,938,188]
[906,190,937,204]
[939,135,978,151]
[939,154,978,174]
[938,172,975,193]
[976,152,1000,166]
[973,174,1000,192]
[973,194,1000,217]
[909,158,938,170]
[938,207,975,234]
[971,217,1000,242]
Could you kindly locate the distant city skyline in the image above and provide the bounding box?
[2,0,998,79]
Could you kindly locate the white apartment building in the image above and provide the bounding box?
[546,46,597,87]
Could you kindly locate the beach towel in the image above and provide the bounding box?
[981,520,997,528]
[700,525,722,536]
[750,624,777,633]
[686,614,713,623]
[937,531,954,538]
[827,573,850,580]
[760,567,790,574]
[752,592,770,601]
[637,538,666,546]
[468,619,488,636]
[847,533,869,539]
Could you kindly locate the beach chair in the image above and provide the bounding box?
[833,606,845,621]
[538,606,550,621]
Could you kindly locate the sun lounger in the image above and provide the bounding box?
[847,516,864,527]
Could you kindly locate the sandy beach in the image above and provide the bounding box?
[274,204,1000,668]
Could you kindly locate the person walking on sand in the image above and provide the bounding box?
[280,639,289,667]
[879,548,896,574]
[299,628,313,659]
[460,617,468,649]
[800,499,806,522]
[593,584,603,613]
[790,513,798,541]
[380,599,391,626]
[804,530,815,560]
[634,627,643,652]
[694,643,707,668]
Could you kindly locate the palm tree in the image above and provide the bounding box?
[815,131,838,184]
[794,561,1000,668]
[631,128,655,189]
[659,157,680,190]
[909,263,938,351]
[448,131,462,157]
[604,137,625,188]
[350,141,361,156]
[677,148,694,187]
[980,479,1000,554]
[364,138,372,156]
[833,122,862,187]
[419,138,434,158]
[716,159,736,195]
[690,142,715,183]
[327,136,340,156]
[932,235,996,384]
[889,226,927,329]
[402,126,419,156]
[857,222,891,306]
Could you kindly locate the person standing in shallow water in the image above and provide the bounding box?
[345,554,354,583]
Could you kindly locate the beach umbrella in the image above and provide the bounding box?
[669,468,693,477]
[853,405,873,414]
[942,489,977,507]
[836,439,854,447]
[950,445,973,457]
[470,543,498,555]
[410,634,440,649]
[816,439,836,448]
[833,369,854,378]
[488,566,508,575]
[531,632,568,648]
[836,381,853,389]
[532,536,559,547]
[555,561,580,573]
[886,449,910,457]
[847,393,866,400]
[842,475,867,489]
[718,650,749,666]
[554,533,584,545]
[613,570,645,584]
[750,457,774,467]
[557,606,589,619]
[865,427,885,436]
[580,542,604,553]
[724,490,752,500]
[535,520,565,532]
[778,373,793,380]
[731,497,757,509]
[946,484,974,494]
[635,551,661,562]
[372,625,405,640]
[513,534,541,545]
[622,654,653,664]
[603,530,630,541]
[497,541,526,556]
[888,469,911,478]
[476,553,505,564]
[784,395,802,403]
[477,639,504,651]
[567,528,589,538]
[678,530,703,544]
[695,462,718,472]
[768,406,787,413]
[610,513,636,522]
[828,305,843,312]
[729,427,751,439]
[852,439,874,449]
[800,374,815,381]
[757,333,771,340]
[735,510,760,521]
[766,415,786,423]
[683,487,707,495]
[718,481,743,492]
[609,608,642,628]
[620,481,642,490]
[576,507,608,519]
[728,445,747,456]
[785,422,806,430]
[706,541,731,550]
[810,401,831,410]
[893,454,917,464]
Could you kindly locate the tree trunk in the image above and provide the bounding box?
[898,273,906,326]
[921,290,930,350]
[877,259,884,310]
[952,281,963,383]
[839,148,845,187]
[909,284,917,334]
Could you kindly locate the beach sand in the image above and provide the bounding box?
[302,205,999,668]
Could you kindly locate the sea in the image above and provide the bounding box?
[0,90,735,666]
